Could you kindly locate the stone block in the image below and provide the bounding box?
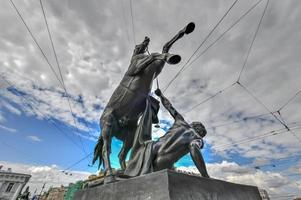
[74,169,261,200]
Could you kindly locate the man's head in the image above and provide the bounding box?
[133,36,150,55]
[190,121,207,138]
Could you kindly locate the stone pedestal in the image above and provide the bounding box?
[74,169,261,200]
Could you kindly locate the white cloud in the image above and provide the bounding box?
[0,112,5,123]
[0,124,17,133]
[0,161,91,196]
[0,0,300,194]
[27,135,42,142]
[0,99,22,116]
[177,161,301,198]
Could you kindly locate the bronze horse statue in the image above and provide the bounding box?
[92,22,195,182]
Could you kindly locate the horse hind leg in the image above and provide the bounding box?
[118,144,127,171]
[100,114,117,183]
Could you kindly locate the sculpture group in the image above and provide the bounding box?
[92,22,210,183]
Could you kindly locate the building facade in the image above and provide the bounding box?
[258,188,270,200]
[64,181,83,200]
[0,167,31,200]
[46,186,66,200]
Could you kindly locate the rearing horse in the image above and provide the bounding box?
[93,22,195,182]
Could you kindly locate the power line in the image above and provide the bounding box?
[253,154,301,169]
[163,0,239,92]
[1,69,93,150]
[38,0,90,154]
[214,125,301,151]
[10,0,89,154]
[183,82,237,114]
[129,0,136,44]
[278,89,301,111]
[2,79,93,170]
[8,0,63,88]
[0,75,84,152]
[8,0,88,151]
[177,0,264,82]
[237,0,269,82]
[209,112,272,129]
[119,0,132,47]
[2,69,87,154]
[277,111,301,142]
[0,139,43,165]
[39,0,65,89]
[237,82,289,130]
[62,152,93,172]
[163,0,265,92]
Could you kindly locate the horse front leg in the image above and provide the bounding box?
[162,22,195,53]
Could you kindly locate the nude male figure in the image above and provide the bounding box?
[124,89,210,178]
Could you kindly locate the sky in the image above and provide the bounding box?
[0,0,301,198]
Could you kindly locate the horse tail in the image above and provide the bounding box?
[92,135,104,169]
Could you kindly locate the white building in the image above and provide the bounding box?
[0,166,31,200]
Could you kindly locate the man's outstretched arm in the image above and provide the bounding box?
[189,139,210,178]
[155,89,184,121]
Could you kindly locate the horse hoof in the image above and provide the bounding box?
[104,175,117,184]
[184,22,195,34]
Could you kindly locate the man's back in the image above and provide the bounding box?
[153,119,198,169]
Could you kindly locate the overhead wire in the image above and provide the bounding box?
[176,0,264,77]
[209,112,272,129]
[162,0,268,122]
[237,0,269,82]
[9,0,91,155]
[129,0,136,44]
[6,0,300,177]
[8,0,63,88]
[119,0,132,47]
[39,0,90,154]
[183,82,237,114]
[214,125,301,151]
[237,82,289,130]
[62,152,93,172]
[253,154,301,169]
[277,110,301,143]
[163,0,240,92]
[0,139,43,165]
[8,0,88,151]
[165,0,267,105]
[278,89,301,111]
[0,75,84,153]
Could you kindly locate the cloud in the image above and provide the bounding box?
[0,112,5,123]
[0,124,17,133]
[0,99,22,115]
[27,135,42,142]
[0,161,91,196]
[177,161,301,197]
[0,0,300,193]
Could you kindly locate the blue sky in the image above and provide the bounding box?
[1,0,301,198]
[0,90,294,173]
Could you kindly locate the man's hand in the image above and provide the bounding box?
[191,139,204,149]
[155,89,162,97]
